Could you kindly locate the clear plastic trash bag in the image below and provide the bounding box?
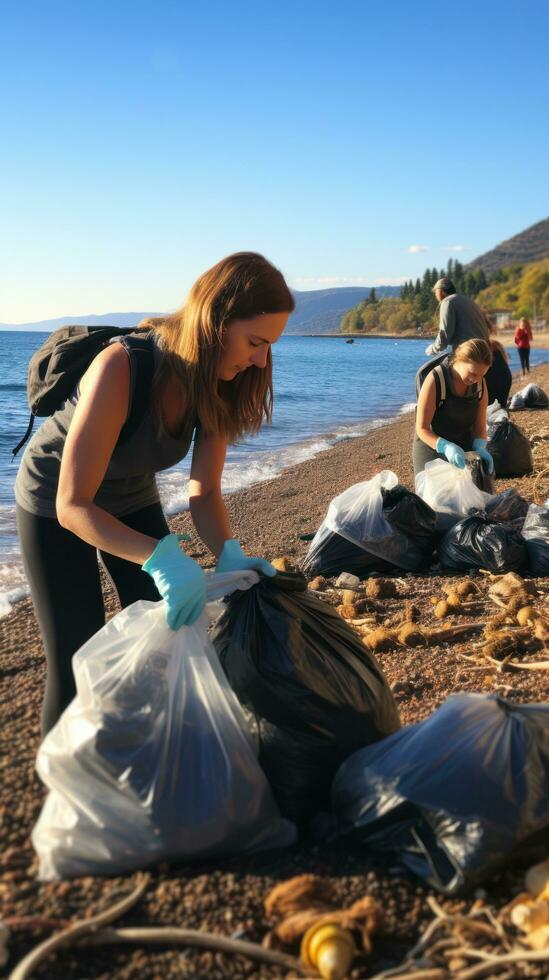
[331,694,549,894]
[32,571,296,880]
[302,471,432,576]
[415,459,493,527]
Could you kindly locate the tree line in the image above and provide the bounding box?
[339,256,548,336]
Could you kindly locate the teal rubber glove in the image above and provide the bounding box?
[142,534,206,629]
[216,539,276,577]
[436,437,466,469]
[472,437,495,475]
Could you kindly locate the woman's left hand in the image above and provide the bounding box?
[472,438,495,475]
[216,539,276,577]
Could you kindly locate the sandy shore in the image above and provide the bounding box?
[2,362,549,978]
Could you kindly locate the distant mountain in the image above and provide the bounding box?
[0,312,164,332]
[468,217,549,276]
[285,286,401,334]
[0,286,402,335]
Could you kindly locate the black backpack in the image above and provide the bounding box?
[12,325,156,458]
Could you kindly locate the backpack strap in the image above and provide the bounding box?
[117,333,156,443]
[433,364,447,410]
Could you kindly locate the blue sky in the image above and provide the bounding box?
[1,0,548,323]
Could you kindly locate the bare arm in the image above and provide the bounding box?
[472,381,488,441]
[415,373,440,450]
[188,429,232,558]
[56,344,159,564]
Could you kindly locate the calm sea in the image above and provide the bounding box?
[1,330,546,615]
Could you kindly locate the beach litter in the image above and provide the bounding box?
[263,874,383,977]
[437,512,528,574]
[31,571,296,880]
[329,693,549,895]
[487,418,534,476]
[303,471,436,577]
[212,570,400,823]
[509,382,549,410]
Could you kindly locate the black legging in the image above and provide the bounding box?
[16,502,169,736]
[518,348,530,373]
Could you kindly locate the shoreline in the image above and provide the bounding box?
[1,354,548,614]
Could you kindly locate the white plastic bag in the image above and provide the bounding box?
[324,470,398,546]
[32,571,296,880]
[415,459,493,520]
[305,470,427,571]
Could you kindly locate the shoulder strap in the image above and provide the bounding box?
[433,364,446,409]
[117,333,156,444]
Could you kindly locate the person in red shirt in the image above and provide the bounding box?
[514,317,533,376]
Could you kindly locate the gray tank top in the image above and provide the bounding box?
[430,362,484,450]
[15,336,197,519]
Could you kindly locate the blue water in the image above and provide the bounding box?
[1,330,546,612]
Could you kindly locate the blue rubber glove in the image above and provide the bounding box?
[216,539,276,577]
[142,534,206,629]
[436,437,466,469]
[472,437,495,475]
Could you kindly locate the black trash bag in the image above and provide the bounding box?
[302,479,436,578]
[212,572,400,824]
[466,456,494,494]
[301,529,397,578]
[486,419,533,477]
[510,383,549,410]
[380,484,437,554]
[331,694,549,894]
[438,512,527,573]
[484,489,530,527]
[522,504,549,575]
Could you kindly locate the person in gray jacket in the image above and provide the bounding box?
[425,277,490,356]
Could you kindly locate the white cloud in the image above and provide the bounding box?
[445,244,469,253]
[408,244,430,254]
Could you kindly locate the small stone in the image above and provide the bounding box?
[335,573,361,591]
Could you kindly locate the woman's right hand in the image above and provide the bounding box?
[436,437,466,469]
[142,534,206,628]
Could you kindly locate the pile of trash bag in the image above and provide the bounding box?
[415,459,493,531]
[330,694,549,894]
[484,488,530,528]
[437,512,527,573]
[212,571,400,824]
[32,572,296,879]
[510,383,549,410]
[522,504,549,575]
[302,471,437,578]
[487,418,533,476]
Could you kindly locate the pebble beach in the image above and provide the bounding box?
[1,362,549,979]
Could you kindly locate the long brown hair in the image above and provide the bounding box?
[139,253,294,442]
[450,338,493,368]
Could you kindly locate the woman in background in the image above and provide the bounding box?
[483,312,512,407]
[515,317,533,376]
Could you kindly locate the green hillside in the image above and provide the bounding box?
[475,258,549,318]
